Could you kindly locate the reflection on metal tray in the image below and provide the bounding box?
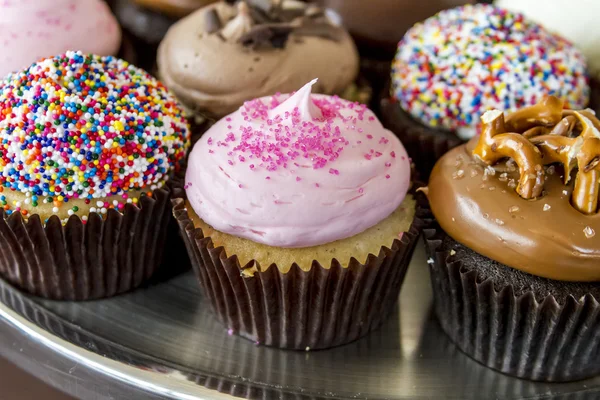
[0,245,598,400]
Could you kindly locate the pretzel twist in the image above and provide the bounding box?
[473,96,600,214]
[473,110,545,199]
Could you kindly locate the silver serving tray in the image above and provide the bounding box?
[0,245,598,399]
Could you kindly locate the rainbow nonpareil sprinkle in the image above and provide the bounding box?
[391,4,590,139]
[0,51,189,214]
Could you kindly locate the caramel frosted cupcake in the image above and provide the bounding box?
[0,0,121,78]
[0,51,190,300]
[380,4,591,178]
[157,0,365,137]
[424,96,600,381]
[174,80,423,349]
[111,0,218,70]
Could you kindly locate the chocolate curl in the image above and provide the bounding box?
[221,1,254,41]
[473,109,545,199]
[505,96,564,132]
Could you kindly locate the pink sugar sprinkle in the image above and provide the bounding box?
[208,149,214,154]
[239,155,246,162]
[379,137,389,144]
[375,152,382,157]
[265,176,270,180]
[385,162,392,167]
[329,168,339,175]
[228,160,234,166]
[207,137,213,145]
[296,176,301,181]
[249,164,255,169]
[401,156,406,160]
[386,174,391,179]
[368,116,375,121]
[359,188,364,194]
[315,183,320,188]
[364,154,372,160]
[366,134,373,139]
[226,117,232,122]
[391,151,396,158]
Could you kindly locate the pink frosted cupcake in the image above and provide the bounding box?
[174,80,424,349]
[0,0,121,78]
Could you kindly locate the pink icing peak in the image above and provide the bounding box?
[185,82,411,248]
[231,80,372,173]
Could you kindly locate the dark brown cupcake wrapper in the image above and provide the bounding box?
[423,226,600,382]
[379,94,462,181]
[0,187,173,301]
[172,189,426,350]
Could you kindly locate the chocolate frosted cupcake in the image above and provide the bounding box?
[111,0,218,70]
[0,51,190,300]
[174,80,423,349]
[157,0,365,137]
[380,4,591,178]
[0,0,121,78]
[424,96,600,381]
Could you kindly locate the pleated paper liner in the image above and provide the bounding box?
[173,195,426,350]
[379,92,461,181]
[423,226,600,382]
[0,186,174,301]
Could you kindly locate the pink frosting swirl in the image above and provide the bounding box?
[185,80,411,248]
[0,0,121,78]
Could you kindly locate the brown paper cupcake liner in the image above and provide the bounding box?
[173,192,426,350]
[379,94,462,181]
[0,187,173,301]
[423,226,600,382]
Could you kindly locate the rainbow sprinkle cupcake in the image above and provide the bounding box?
[0,51,190,300]
[380,4,592,176]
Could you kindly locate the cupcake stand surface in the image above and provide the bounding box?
[0,245,599,400]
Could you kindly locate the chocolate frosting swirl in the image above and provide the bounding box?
[157,0,359,118]
[427,97,600,282]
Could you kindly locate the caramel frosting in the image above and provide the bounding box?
[133,0,216,17]
[157,0,359,118]
[427,97,600,282]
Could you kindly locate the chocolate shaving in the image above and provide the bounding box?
[247,0,273,14]
[221,0,336,49]
[204,9,222,34]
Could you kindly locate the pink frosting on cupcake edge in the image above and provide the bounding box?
[185,80,411,248]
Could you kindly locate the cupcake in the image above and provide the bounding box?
[495,0,600,80]
[0,51,190,300]
[424,96,600,381]
[0,0,121,78]
[111,0,217,71]
[174,80,423,349]
[157,0,364,137]
[380,4,591,178]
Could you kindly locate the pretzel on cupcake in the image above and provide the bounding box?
[472,95,600,214]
